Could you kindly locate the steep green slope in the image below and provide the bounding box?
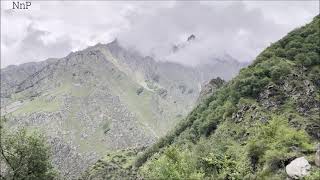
[135,15,320,179]
[80,148,144,180]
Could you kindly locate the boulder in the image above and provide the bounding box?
[285,157,311,179]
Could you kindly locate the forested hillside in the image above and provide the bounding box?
[133,15,320,179]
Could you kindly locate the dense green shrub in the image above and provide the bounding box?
[235,74,270,98]
[306,52,320,66]
[286,48,299,60]
[270,60,291,82]
[275,48,286,58]
[141,146,204,180]
[198,140,251,179]
[0,128,57,179]
[247,116,313,174]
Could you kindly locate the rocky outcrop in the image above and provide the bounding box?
[1,60,57,95]
[197,77,225,103]
[285,157,311,179]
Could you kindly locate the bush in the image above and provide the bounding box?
[306,52,320,66]
[0,128,56,179]
[191,137,252,179]
[286,48,299,60]
[295,52,320,67]
[270,61,291,82]
[235,75,270,98]
[295,53,313,67]
[275,48,286,58]
[141,146,204,179]
[246,116,313,173]
[285,40,303,49]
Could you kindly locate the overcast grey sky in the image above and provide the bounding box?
[1,1,319,67]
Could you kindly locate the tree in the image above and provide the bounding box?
[307,51,320,65]
[0,127,56,179]
[294,53,314,67]
[275,48,286,58]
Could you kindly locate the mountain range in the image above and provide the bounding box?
[2,14,319,180]
[0,36,244,178]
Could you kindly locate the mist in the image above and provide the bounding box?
[1,1,318,67]
[117,1,317,66]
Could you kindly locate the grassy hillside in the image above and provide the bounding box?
[133,15,320,179]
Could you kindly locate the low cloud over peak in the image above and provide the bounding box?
[1,1,319,67]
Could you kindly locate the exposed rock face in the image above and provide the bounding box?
[197,77,225,103]
[285,157,311,179]
[0,60,57,105]
[257,70,320,139]
[48,136,98,179]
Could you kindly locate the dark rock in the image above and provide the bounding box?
[157,88,168,99]
[178,84,187,94]
[187,89,194,94]
[136,87,144,96]
[187,34,196,41]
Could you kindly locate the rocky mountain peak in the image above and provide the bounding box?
[0,31,245,179]
[187,34,196,42]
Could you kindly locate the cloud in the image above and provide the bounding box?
[1,1,319,67]
[2,23,72,66]
[117,1,319,66]
[20,24,72,61]
[1,1,132,67]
